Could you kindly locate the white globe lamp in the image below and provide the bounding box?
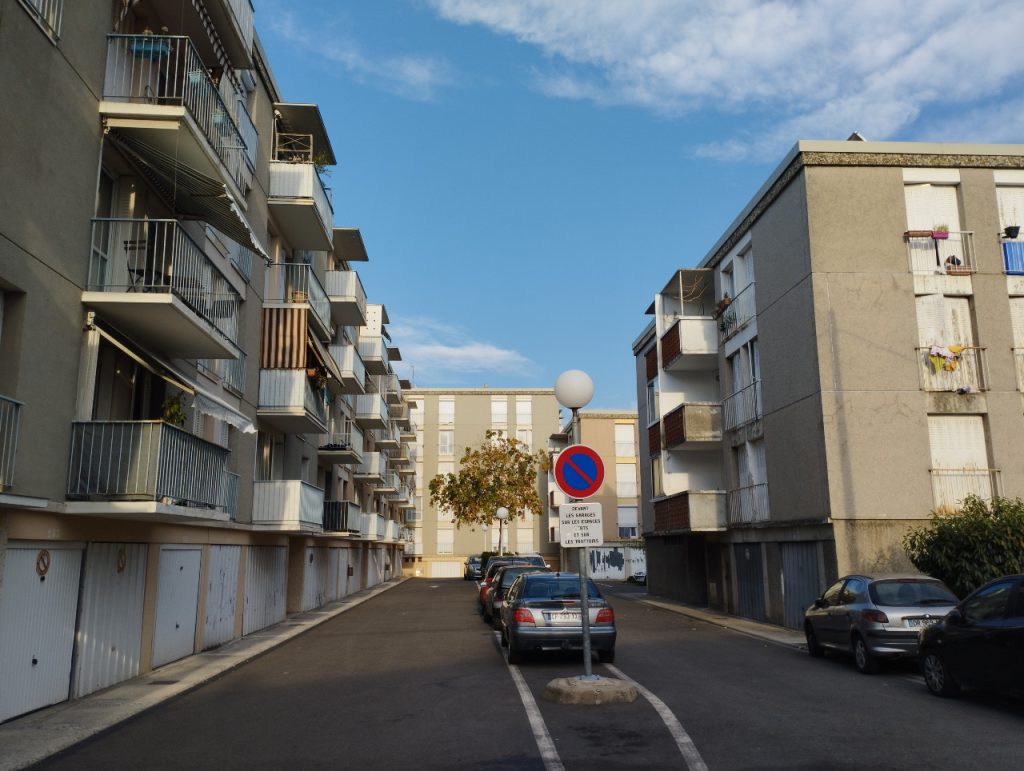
[554,370,593,410]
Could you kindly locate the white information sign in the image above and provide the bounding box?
[558,503,603,547]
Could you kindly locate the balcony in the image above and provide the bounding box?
[931,468,1000,514]
[258,369,328,434]
[101,35,252,196]
[355,394,389,430]
[917,347,988,393]
[269,139,333,250]
[354,451,387,485]
[374,424,400,450]
[393,483,415,509]
[205,0,255,68]
[328,342,366,394]
[653,490,726,533]
[723,381,762,431]
[85,219,241,358]
[318,419,363,465]
[66,421,233,520]
[728,483,770,526]
[379,472,400,495]
[392,401,412,429]
[323,500,361,533]
[357,336,390,375]
[271,263,332,342]
[252,480,324,532]
[0,395,24,491]
[648,422,661,455]
[660,316,717,371]
[904,231,977,276]
[357,512,387,540]
[324,270,367,327]
[384,519,402,541]
[716,283,757,342]
[663,403,722,449]
[380,373,402,405]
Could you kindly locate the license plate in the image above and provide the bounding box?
[905,618,934,628]
[547,611,581,623]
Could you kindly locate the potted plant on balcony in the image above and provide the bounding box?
[718,308,737,334]
[161,393,187,427]
[1004,225,1021,240]
[713,293,732,319]
[932,224,950,240]
[129,29,171,60]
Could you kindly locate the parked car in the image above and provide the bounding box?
[483,564,551,625]
[919,574,1024,697]
[626,571,647,585]
[477,558,520,613]
[804,573,958,674]
[499,572,617,665]
[464,556,481,581]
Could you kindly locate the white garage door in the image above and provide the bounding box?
[431,561,463,578]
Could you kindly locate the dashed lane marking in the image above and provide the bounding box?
[497,631,565,771]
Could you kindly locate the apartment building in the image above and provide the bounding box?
[548,410,645,580]
[403,388,561,577]
[633,139,1024,630]
[0,0,413,723]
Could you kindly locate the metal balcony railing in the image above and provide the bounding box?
[269,162,333,230]
[321,418,363,454]
[357,336,388,365]
[904,231,977,275]
[718,283,756,340]
[324,269,367,319]
[277,262,331,334]
[197,351,247,396]
[723,380,762,431]
[356,394,389,423]
[225,0,255,55]
[917,347,988,392]
[323,500,361,532]
[0,395,24,490]
[727,483,770,525]
[258,370,328,425]
[252,480,324,529]
[103,35,251,191]
[930,468,1001,513]
[67,421,232,512]
[89,218,240,345]
[275,133,313,162]
[221,470,240,521]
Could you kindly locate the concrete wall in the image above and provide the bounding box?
[577,412,639,543]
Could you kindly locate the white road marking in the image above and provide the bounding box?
[604,664,708,771]
[497,632,565,771]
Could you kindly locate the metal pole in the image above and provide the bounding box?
[571,407,597,680]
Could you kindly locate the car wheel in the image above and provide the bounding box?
[597,648,615,664]
[804,623,824,658]
[482,609,492,623]
[499,627,508,647]
[922,650,960,697]
[852,634,880,674]
[506,642,523,665]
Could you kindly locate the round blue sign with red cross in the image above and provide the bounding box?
[553,444,605,500]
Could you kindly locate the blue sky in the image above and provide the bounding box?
[256,0,1024,409]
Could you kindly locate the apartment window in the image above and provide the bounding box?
[436,530,454,555]
[438,430,454,456]
[646,378,660,425]
[516,397,532,425]
[652,454,664,497]
[438,396,454,424]
[905,183,964,273]
[18,0,62,41]
[928,415,994,511]
[517,529,534,554]
[491,396,508,427]
[515,427,532,449]
[614,423,635,457]
[617,505,638,538]
[410,398,424,425]
[616,462,638,498]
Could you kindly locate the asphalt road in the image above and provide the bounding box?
[34,579,1024,770]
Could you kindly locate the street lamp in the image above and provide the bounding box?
[496,506,509,555]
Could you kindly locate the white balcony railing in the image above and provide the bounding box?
[198,351,247,396]
[904,231,977,275]
[269,161,333,229]
[258,370,327,425]
[276,262,331,335]
[324,270,367,318]
[252,480,324,529]
[719,282,756,340]
[0,395,24,490]
[723,380,762,431]
[225,0,255,62]
[356,394,389,424]
[67,421,232,513]
[103,35,252,191]
[357,336,388,366]
[20,0,62,39]
[917,347,987,393]
[930,469,1000,513]
[727,483,769,525]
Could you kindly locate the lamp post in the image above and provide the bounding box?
[496,506,509,556]
[554,369,597,679]
[481,523,489,553]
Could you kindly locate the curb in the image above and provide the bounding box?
[636,596,806,649]
[0,577,409,771]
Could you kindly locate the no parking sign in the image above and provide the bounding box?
[553,444,605,500]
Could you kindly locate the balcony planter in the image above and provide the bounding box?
[931,226,950,240]
[129,37,171,60]
[1004,225,1021,240]
[712,294,733,320]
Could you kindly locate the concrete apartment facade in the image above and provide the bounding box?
[548,410,645,580]
[403,388,561,578]
[633,139,1024,630]
[0,0,414,723]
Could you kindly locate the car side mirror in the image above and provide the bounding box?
[814,597,826,609]
[947,608,963,624]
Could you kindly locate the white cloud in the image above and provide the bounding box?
[389,316,536,384]
[429,0,1024,159]
[267,11,454,102]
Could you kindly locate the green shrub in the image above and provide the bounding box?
[903,495,1024,599]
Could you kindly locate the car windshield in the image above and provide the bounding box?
[521,576,601,601]
[499,567,545,588]
[869,579,957,607]
[468,558,480,565]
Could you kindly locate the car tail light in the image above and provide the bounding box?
[595,608,614,624]
[513,609,535,624]
[861,609,889,623]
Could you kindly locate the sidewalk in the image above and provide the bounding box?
[636,594,807,648]
[0,577,409,771]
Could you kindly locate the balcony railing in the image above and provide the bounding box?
[660,316,717,369]
[275,132,313,162]
[198,351,247,396]
[277,262,331,336]
[89,218,240,345]
[67,421,232,512]
[0,395,24,491]
[20,0,62,38]
[103,35,251,191]
[663,402,722,446]
[917,347,987,393]
[252,480,324,530]
[225,0,255,57]
[357,336,389,369]
[324,270,367,324]
[904,231,977,275]
[258,370,328,427]
[358,512,387,540]
[718,283,756,340]
[319,419,363,461]
[930,468,1000,513]
[269,162,333,236]
[385,520,401,540]
[723,380,762,431]
[323,500,361,532]
[356,393,389,426]
[1015,349,1024,391]
[221,471,240,521]
[728,483,770,525]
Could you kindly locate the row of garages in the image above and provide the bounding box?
[0,539,397,723]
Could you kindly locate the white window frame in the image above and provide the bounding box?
[616,462,638,498]
[515,396,532,426]
[438,430,454,456]
[438,396,454,425]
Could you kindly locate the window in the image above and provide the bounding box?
[962,580,1015,623]
[651,455,663,497]
[928,415,993,509]
[614,424,635,457]
[438,396,454,424]
[616,462,638,498]
[436,461,454,477]
[438,430,454,456]
[646,378,659,425]
[904,183,964,273]
[517,529,534,553]
[516,427,532,449]
[436,530,454,555]
[18,0,62,41]
[839,577,868,605]
[491,396,508,426]
[516,397,532,425]
[821,580,845,607]
[410,398,424,426]
[617,506,638,539]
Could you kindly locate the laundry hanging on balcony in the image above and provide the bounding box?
[107,130,268,260]
[929,344,965,373]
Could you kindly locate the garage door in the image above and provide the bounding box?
[431,561,463,578]
[152,547,201,668]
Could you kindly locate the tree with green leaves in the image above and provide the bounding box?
[903,495,1024,599]
[428,431,550,529]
